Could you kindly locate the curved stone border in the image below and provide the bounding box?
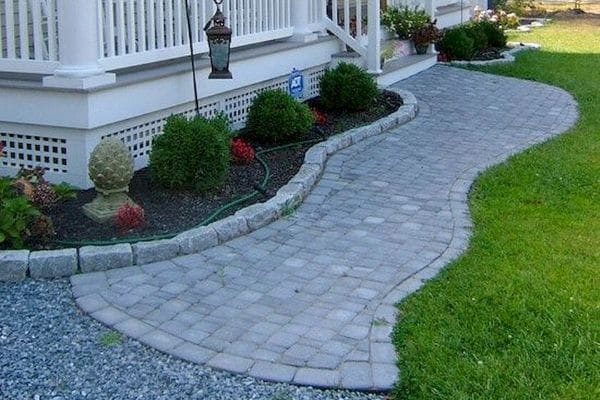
[0,89,419,282]
[441,42,541,67]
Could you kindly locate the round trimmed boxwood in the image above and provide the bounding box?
[437,28,475,61]
[480,20,507,48]
[149,114,230,192]
[319,63,378,113]
[246,89,314,144]
[464,23,489,53]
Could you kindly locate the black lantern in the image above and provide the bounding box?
[204,1,232,79]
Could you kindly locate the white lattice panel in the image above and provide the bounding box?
[101,64,327,166]
[101,101,220,161]
[0,132,68,173]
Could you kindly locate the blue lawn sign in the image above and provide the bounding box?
[288,68,305,100]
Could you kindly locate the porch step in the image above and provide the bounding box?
[377,54,438,87]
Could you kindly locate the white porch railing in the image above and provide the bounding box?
[323,0,381,73]
[0,0,59,73]
[98,0,293,71]
[0,0,450,80]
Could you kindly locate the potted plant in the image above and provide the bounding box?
[381,5,431,56]
[412,21,441,55]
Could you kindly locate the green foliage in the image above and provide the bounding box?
[464,22,489,52]
[0,190,40,249]
[480,20,508,48]
[52,182,79,202]
[437,27,475,60]
[246,90,314,144]
[393,18,600,400]
[149,114,231,192]
[100,331,123,347]
[381,5,430,40]
[319,63,378,113]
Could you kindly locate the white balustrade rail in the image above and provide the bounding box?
[0,0,59,73]
[98,0,293,70]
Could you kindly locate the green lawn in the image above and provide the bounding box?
[392,17,600,400]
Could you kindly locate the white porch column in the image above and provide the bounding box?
[425,0,435,19]
[291,0,318,42]
[367,0,382,74]
[43,0,116,89]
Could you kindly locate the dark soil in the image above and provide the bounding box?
[42,90,402,248]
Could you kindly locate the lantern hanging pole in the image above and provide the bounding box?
[184,0,200,117]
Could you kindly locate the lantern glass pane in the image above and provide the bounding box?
[210,40,230,71]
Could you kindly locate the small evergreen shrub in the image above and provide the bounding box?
[464,23,489,52]
[246,90,314,143]
[319,63,378,113]
[480,20,508,48]
[437,28,475,61]
[149,114,230,191]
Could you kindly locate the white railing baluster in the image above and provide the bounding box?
[191,0,198,42]
[127,0,136,52]
[107,0,116,56]
[165,0,173,47]
[31,0,44,60]
[117,0,127,55]
[18,0,29,59]
[157,0,164,48]
[356,0,362,39]
[175,0,182,45]
[148,0,156,50]
[137,0,146,51]
[47,0,57,60]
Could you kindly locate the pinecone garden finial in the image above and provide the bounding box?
[83,138,137,224]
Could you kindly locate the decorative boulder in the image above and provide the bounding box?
[83,138,137,224]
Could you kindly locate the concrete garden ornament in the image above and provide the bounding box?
[83,138,136,224]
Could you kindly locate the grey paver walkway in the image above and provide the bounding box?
[71,66,578,391]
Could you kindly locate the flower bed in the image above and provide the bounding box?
[14,90,403,249]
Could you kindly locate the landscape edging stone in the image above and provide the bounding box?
[0,87,417,281]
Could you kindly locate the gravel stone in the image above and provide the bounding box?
[0,279,383,400]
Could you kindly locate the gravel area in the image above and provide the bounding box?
[0,279,386,400]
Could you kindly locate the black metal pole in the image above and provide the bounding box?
[184,0,200,117]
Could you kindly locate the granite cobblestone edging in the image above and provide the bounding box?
[442,42,541,67]
[0,88,418,282]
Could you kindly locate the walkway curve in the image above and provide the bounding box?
[71,66,578,391]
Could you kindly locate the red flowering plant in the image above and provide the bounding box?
[230,138,255,165]
[115,203,145,233]
[312,108,328,126]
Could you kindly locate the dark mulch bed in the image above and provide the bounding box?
[473,47,507,61]
[43,90,402,248]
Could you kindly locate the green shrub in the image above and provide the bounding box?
[0,178,41,249]
[480,20,508,48]
[464,23,489,52]
[246,89,314,143]
[319,63,378,113]
[149,114,230,191]
[437,28,475,61]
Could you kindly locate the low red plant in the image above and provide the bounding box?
[115,203,145,232]
[312,108,328,126]
[231,138,255,165]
